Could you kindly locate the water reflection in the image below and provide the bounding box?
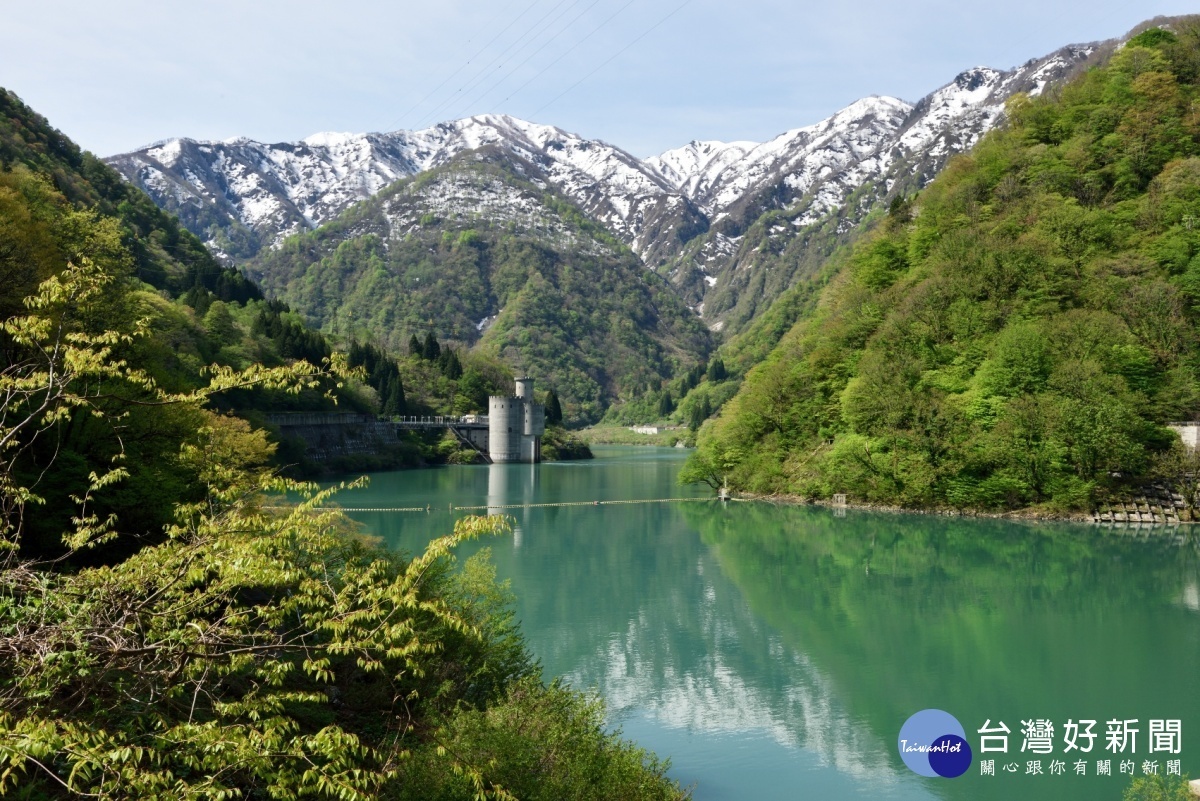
[1183,582,1200,613]
[687,503,1200,800]
[560,570,908,786]
[486,463,526,547]
[333,449,1200,801]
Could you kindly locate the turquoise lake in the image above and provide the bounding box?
[326,446,1200,800]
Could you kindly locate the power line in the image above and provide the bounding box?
[383,0,539,133]
[418,0,584,129]
[449,0,608,122]
[532,0,695,118]
[494,0,639,110]
[421,0,587,127]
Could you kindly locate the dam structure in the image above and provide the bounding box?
[264,377,546,464]
[488,377,545,463]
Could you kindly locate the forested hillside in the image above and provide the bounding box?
[248,147,712,423]
[1,89,261,304]
[0,90,350,558]
[0,91,679,797]
[687,24,1200,512]
[2,88,579,471]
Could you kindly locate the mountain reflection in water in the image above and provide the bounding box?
[332,447,1200,801]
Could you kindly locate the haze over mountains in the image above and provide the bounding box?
[107,37,1109,339]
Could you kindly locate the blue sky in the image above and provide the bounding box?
[2,1,1196,158]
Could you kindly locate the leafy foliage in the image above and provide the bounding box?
[691,26,1200,511]
[0,227,680,801]
[539,425,593,460]
[0,88,258,301]
[545,389,563,424]
[395,678,677,801]
[1124,774,1194,801]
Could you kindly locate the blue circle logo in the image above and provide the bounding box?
[898,709,973,778]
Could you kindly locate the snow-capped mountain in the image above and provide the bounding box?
[649,95,914,222]
[242,145,712,422]
[106,115,702,265]
[659,42,1101,332]
[650,43,1095,232]
[106,38,1108,334]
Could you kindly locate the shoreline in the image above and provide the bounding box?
[580,425,692,448]
[723,491,1198,528]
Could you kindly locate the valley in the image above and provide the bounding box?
[3,9,1199,801]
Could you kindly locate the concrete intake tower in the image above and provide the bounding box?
[488,377,545,463]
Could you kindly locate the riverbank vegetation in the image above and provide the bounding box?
[582,426,691,447]
[0,267,678,796]
[687,24,1200,513]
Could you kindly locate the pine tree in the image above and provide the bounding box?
[383,378,405,416]
[688,396,712,432]
[546,389,563,424]
[441,350,463,380]
[348,341,365,369]
[706,358,727,383]
[423,331,440,361]
[183,284,212,316]
[658,392,674,418]
[408,334,422,358]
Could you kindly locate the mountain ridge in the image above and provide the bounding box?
[106,34,1112,339]
[245,144,712,423]
[686,20,1200,510]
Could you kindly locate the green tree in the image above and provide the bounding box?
[441,348,463,380]
[382,377,406,417]
[658,392,675,417]
[546,389,564,424]
[455,369,492,414]
[202,299,239,347]
[688,396,712,432]
[706,358,727,383]
[423,331,441,361]
[1123,773,1194,801]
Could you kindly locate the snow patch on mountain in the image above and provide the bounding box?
[106,36,1105,333]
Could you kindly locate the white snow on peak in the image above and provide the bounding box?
[649,95,912,210]
[302,131,360,147]
[106,34,1101,322]
[648,139,758,190]
[656,95,914,215]
[145,139,183,167]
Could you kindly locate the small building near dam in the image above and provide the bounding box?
[488,377,546,463]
